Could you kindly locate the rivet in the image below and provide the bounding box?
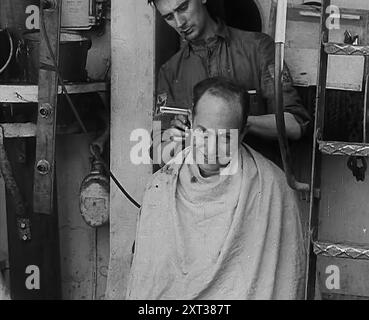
[36,160,51,175]
[39,103,52,119]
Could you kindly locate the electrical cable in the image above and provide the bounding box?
[0,29,13,74]
[109,172,141,209]
[40,8,141,209]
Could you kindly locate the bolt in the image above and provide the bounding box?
[22,235,28,241]
[36,160,50,175]
[20,223,26,229]
[40,109,48,117]
[39,103,52,118]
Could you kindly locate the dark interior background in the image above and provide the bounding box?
[207,0,262,32]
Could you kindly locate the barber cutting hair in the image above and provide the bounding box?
[150,0,310,167]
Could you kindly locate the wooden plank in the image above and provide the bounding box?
[1,122,105,139]
[0,82,109,103]
[1,123,37,138]
[59,82,109,95]
[33,0,61,214]
[0,85,39,104]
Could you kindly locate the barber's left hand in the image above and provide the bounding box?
[170,114,191,132]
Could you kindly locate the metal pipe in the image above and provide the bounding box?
[274,0,310,192]
[160,106,192,116]
[0,29,13,74]
[363,73,368,143]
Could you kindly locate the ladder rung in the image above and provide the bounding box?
[0,82,109,104]
[0,123,87,138]
[314,241,369,260]
[323,42,369,56]
[318,140,369,157]
[1,123,36,138]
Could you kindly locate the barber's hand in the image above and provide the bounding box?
[162,114,190,142]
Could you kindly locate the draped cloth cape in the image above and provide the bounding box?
[126,145,306,300]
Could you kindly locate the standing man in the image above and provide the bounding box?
[150,0,310,166]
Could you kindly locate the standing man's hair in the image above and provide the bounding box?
[193,77,250,127]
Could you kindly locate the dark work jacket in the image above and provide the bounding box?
[153,21,311,167]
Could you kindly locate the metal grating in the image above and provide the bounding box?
[324,42,369,56]
[318,140,369,156]
[314,241,369,260]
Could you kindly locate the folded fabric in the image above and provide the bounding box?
[127,144,306,300]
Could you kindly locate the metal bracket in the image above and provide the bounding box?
[17,218,32,242]
[33,0,61,215]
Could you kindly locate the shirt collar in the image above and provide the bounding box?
[215,19,231,43]
[184,20,230,58]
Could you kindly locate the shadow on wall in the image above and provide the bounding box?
[207,0,262,32]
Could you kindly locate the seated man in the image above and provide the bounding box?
[127,77,306,300]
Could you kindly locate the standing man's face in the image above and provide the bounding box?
[155,0,209,41]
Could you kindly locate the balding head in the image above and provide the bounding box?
[192,77,249,133]
[191,77,249,175]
